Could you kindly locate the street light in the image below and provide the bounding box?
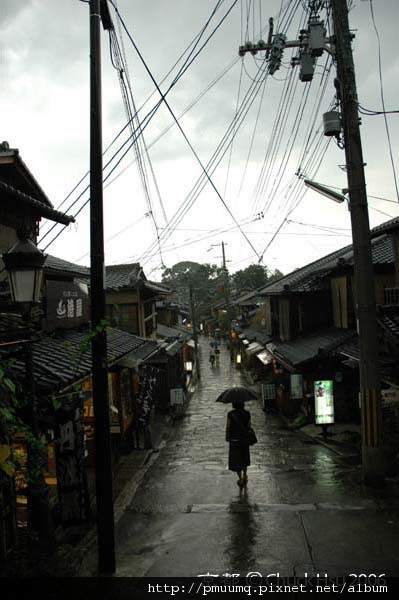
[2,236,46,304]
[303,179,347,204]
[2,234,54,552]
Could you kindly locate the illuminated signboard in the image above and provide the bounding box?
[314,380,335,425]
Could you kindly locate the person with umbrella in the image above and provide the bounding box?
[217,387,257,488]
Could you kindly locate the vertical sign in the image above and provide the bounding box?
[170,388,184,406]
[314,380,335,425]
[55,393,91,524]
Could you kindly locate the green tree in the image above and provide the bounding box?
[161,261,225,319]
[232,264,283,294]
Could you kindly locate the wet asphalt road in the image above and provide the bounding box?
[114,337,399,577]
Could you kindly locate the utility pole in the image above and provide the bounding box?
[221,241,232,331]
[210,241,233,333]
[189,281,201,380]
[89,0,115,573]
[239,0,385,483]
[331,0,384,484]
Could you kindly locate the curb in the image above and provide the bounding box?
[279,414,361,459]
[72,415,176,575]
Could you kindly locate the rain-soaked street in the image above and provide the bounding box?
[114,337,399,577]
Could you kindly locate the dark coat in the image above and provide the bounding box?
[226,408,251,472]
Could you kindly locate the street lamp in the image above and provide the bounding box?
[2,236,46,304]
[2,235,54,552]
[303,179,347,204]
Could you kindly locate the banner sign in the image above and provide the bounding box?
[45,280,89,329]
[54,393,91,525]
[314,380,335,425]
[290,374,303,399]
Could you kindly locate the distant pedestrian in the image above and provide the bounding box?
[209,350,216,367]
[225,398,251,488]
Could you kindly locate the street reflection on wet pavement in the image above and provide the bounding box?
[114,337,399,577]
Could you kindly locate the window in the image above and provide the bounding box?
[107,303,139,333]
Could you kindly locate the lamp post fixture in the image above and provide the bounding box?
[3,236,46,305]
[3,234,55,551]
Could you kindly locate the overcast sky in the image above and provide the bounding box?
[1,0,398,280]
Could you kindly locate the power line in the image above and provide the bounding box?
[137,62,268,265]
[369,0,399,203]
[38,0,235,247]
[110,1,262,262]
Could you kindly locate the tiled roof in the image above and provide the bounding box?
[232,291,259,306]
[131,339,160,360]
[0,144,52,207]
[258,233,394,295]
[0,324,160,392]
[105,263,144,290]
[0,313,28,342]
[239,327,271,345]
[266,327,356,369]
[144,280,171,295]
[0,180,74,225]
[44,255,90,278]
[378,313,399,339]
[156,323,192,341]
[370,215,399,238]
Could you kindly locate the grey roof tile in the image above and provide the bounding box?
[0,323,160,392]
[105,263,144,290]
[156,323,192,341]
[267,327,356,367]
[239,327,272,345]
[259,233,394,295]
[44,254,90,278]
[0,180,74,225]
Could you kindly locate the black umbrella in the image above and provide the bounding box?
[216,386,258,404]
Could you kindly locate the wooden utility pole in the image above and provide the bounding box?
[221,241,233,331]
[89,0,115,573]
[189,281,201,380]
[331,0,384,484]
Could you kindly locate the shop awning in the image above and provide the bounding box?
[256,349,272,365]
[266,327,356,371]
[245,342,264,355]
[118,354,143,369]
[165,340,183,356]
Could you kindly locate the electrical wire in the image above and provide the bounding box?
[369,0,399,203]
[39,0,240,253]
[109,1,262,262]
[138,62,269,265]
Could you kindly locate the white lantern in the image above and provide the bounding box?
[184,361,193,372]
[3,237,46,304]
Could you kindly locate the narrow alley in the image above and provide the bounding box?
[106,338,398,577]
